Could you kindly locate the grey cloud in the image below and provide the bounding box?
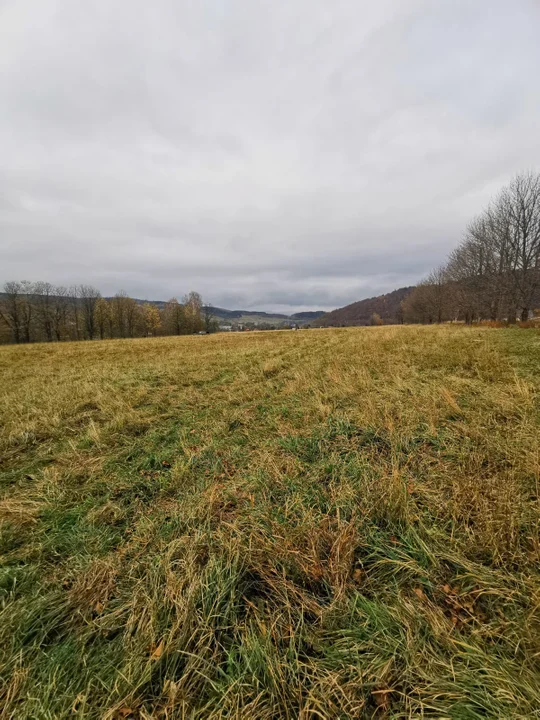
[1,0,539,312]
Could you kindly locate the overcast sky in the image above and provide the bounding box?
[1,1,539,312]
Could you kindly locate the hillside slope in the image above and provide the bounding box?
[290,311,325,322]
[318,286,414,326]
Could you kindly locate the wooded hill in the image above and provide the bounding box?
[317,287,414,326]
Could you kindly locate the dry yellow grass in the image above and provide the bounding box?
[0,325,539,718]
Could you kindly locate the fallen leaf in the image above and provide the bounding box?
[353,568,364,584]
[413,587,427,601]
[118,707,133,718]
[94,601,104,614]
[150,640,164,660]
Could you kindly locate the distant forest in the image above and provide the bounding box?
[0,287,215,344]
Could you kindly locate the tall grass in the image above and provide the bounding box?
[0,326,539,718]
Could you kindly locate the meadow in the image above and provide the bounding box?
[0,326,539,719]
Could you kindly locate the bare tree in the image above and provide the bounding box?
[164,298,186,335]
[124,296,140,338]
[183,291,203,333]
[68,285,82,340]
[94,298,112,340]
[143,303,162,336]
[78,285,101,339]
[426,266,453,323]
[0,281,26,343]
[501,172,540,321]
[112,291,128,338]
[18,281,35,342]
[402,282,436,324]
[51,286,71,341]
[33,281,56,342]
[203,304,218,333]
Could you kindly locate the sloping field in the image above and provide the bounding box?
[0,326,539,718]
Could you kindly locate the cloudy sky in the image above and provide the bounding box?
[1,1,539,312]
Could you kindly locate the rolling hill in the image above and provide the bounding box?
[134,302,325,327]
[317,286,414,326]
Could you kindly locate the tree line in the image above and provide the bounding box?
[0,283,218,344]
[403,171,540,324]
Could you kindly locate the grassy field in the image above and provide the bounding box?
[1,326,539,719]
